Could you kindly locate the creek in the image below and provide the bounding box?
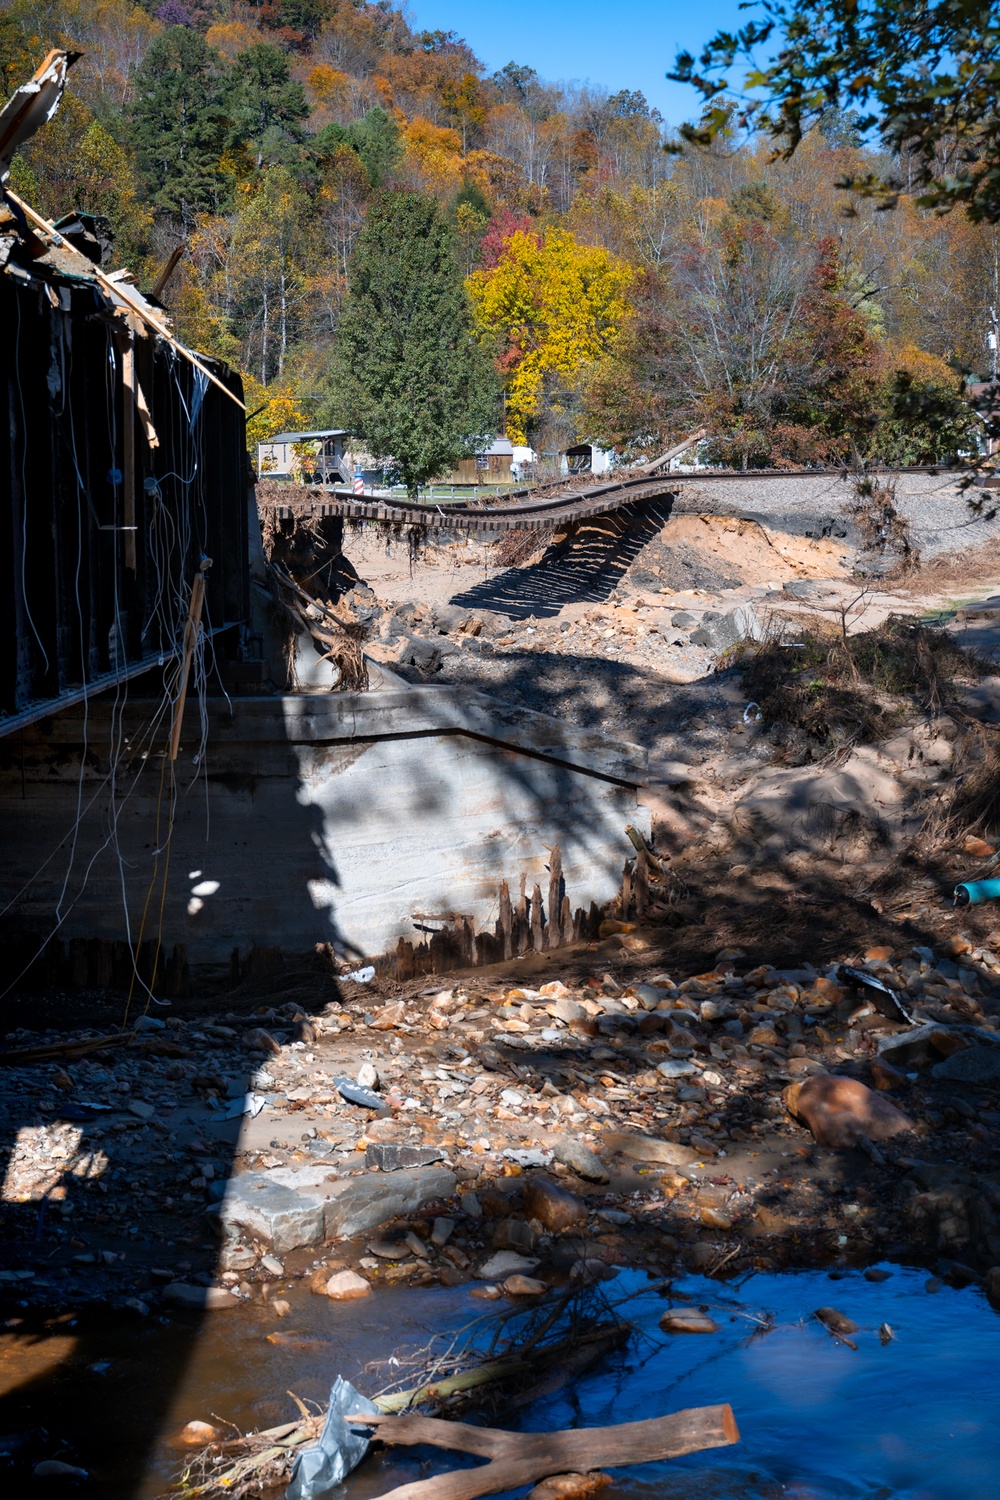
[127,1263,1000,1500]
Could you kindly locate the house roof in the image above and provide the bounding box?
[263,429,349,444]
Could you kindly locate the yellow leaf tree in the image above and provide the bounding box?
[467,226,634,443]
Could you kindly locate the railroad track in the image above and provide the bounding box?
[257,463,960,535]
[260,471,684,532]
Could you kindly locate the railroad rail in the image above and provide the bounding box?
[257,463,963,535]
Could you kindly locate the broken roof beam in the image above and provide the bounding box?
[3,187,245,413]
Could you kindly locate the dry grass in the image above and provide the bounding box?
[724,615,985,749]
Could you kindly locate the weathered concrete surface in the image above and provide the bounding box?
[0,687,648,967]
[213,1163,457,1251]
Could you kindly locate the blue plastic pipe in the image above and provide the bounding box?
[954,878,1000,906]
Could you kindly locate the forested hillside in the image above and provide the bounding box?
[1,0,995,464]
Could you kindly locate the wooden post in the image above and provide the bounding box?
[120,328,137,572]
[621,860,632,921]
[499,880,513,961]
[635,849,649,918]
[547,844,563,951]
[169,556,211,761]
[530,883,544,952]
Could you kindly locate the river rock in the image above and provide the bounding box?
[877,1024,955,1069]
[478,1250,539,1279]
[659,1309,719,1333]
[504,1274,547,1296]
[657,1059,696,1078]
[177,1421,219,1446]
[492,1217,537,1252]
[244,1028,281,1054]
[553,1138,610,1183]
[323,1269,371,1300]
[163,1282,240,1311]
[783,1075,914,1147]
[522,1176,587,1232]
[33,1460,90,1479]
[600,1131,699,1166]
[869,1056,907,1091]
[932,1046,1000,1085]
[814,1306,858,1335]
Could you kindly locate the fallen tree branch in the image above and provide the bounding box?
[352,1406,740,1500]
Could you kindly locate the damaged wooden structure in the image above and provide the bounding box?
[0,52,252,737]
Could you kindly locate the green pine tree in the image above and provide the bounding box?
[224,43,309,171]
[326,190,499,495]
[129,27,230,227]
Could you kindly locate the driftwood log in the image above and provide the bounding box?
[351,1405,740,1500]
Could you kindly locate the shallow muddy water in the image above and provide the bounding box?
[130,1264,1000,1500]
[4,1265,998,1499]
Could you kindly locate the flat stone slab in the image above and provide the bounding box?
[214,1163,456,1252]
[600,1131,699,1166]
[324,1166,456,1240]
[215,1167,338,1254]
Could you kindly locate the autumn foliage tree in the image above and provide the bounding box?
[468,226,633,444]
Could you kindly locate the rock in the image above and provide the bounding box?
[271,1299,291,1317]
[134,1014,166,1032]
[260,1253,283,1276]
[504,1274,548,1296]
[686,1244,718,1272]
[932,1047,1000,1085]
[365,1143,445,1172]
[212,1166,336,1254]
[528,1474,611,1500]
[163,1282,240,1311]
[127,1100,156,1122]
[864,1268,892,1282]
[478,1251,539,1280]
[323,1269,371,1300]
[657,1059,696,1078]
[244,1028,281,1054]
[600,1131,699,1166]
[176,1420,218,1446]
[659,1309,719,1333]
[357,1062,380,1090]
[865,945,894,962]
[699,1206,731,1230]
[324,1166,457,1240]
[334,1077,384,1109]
[33,1460,89,1479]
[553,1138,609,1183]
[460,1191,482,1218]
[783,1075,914,1148]
[431,1217,455,1247]
[877,1024,956,1070]
[870,1057,907,1091]
[492,1217,537,1252]
[522,1176,587,1233]
[367,1239,407,1259]
[813,1306,858,1335]
[596,1208,631,1226]
[963,836,996,858]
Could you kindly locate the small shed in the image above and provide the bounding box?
[257,430,350,484]
[444,436,515,485]
[561,442,614,476]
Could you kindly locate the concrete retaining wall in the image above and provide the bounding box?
[0,687,648,976]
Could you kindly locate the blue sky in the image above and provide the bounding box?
[409,0,752,126]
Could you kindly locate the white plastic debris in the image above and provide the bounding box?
[285,1376,378,1500]
[344,965,375,984]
